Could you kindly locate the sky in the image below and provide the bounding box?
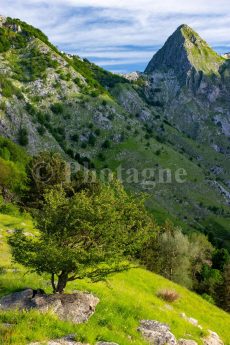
[1,0,230,73]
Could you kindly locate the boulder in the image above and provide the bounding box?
[178,340,198,345]
[29,334,87,344]
[203,330,224,345]
[0,289,99,324]
[138,320,177,345]
[96,343,119,345]
[29,341,87,345]
[179,313,199,327]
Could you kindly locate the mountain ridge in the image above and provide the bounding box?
[0,16,229,251]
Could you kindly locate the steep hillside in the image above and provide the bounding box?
[0,213,230,345]
[0,17,229,250]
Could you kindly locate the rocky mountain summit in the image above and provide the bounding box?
[145,24,224,80]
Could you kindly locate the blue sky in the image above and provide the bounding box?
[1,0,230,73]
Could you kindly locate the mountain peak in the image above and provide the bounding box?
[145,24,223,78]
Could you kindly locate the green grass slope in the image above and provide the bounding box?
[0,213,230,345]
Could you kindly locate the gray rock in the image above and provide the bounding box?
[178,340,198,345]
[29,334,85,344]
[0,289,99,324]
[138,320,177,345]
[96,343,119,345]
[29,341,87,345]
[179,313,199,327]
[203,330,224,345]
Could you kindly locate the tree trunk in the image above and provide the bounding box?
[51,273,56,293]
[56,271,68,293]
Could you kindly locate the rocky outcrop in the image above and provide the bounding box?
[203,330,224,345]
[96,343,119,345]
[138,320,177,345]
[179,313,201,328]
[178,340,198,345]
[30,341,87,345]
[0,289,99,323]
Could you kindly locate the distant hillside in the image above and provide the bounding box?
[0,16,229,250]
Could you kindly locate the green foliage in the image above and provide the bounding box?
[219,264,230,311]
[0,136,29,197]
[71,134,79,142]
[0,75,21,98]
[202,293,215,305]
[102,139,111,149]
[50,103,64,114]
[198,265,223,298]
[88,133,96,146]
[5,17,58,53]
[9,180,154,293]
[25,152,70,206]
[0,28,11,52]
[0,160,28,200]
[0,136,29,165]
[142,221,193,288]
[37,125,45,136]
[142,222,216,291]
[18,127,28,146]
[13,48,58,82]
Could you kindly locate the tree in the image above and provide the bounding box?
[220,264,230,311]
[197,264,223,299]
[212,249,230,271]
[189,232,214,289]
[142,221,192,288]
[8,180,154,293]
[25,152,71,207]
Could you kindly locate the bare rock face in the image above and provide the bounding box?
[138,320,177,345]
[0,289,99,324]
[203,330,224,345]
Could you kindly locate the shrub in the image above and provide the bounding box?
[37,126,45,136]
[88,133,96,146]
[102,140,111,149]
[18,128,29,146]
[95,128,101,136]
[157,289,180,302]
[50,103,64,114]
[71,134,79,142]
[202,293,215,305]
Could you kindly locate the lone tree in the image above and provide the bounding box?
[8,180,154,293]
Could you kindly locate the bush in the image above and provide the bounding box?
[50,103,64,114]
[95,128,101,136]
[202,293,215,305]
[18,128,29,146]
[37,126,45,136]
[157,289,180,302]
[102,140,111,149]
[71,134,79,142]
[88,133,96,146]
[0,76,21,98]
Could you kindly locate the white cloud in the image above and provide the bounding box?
[1,0,230,71]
